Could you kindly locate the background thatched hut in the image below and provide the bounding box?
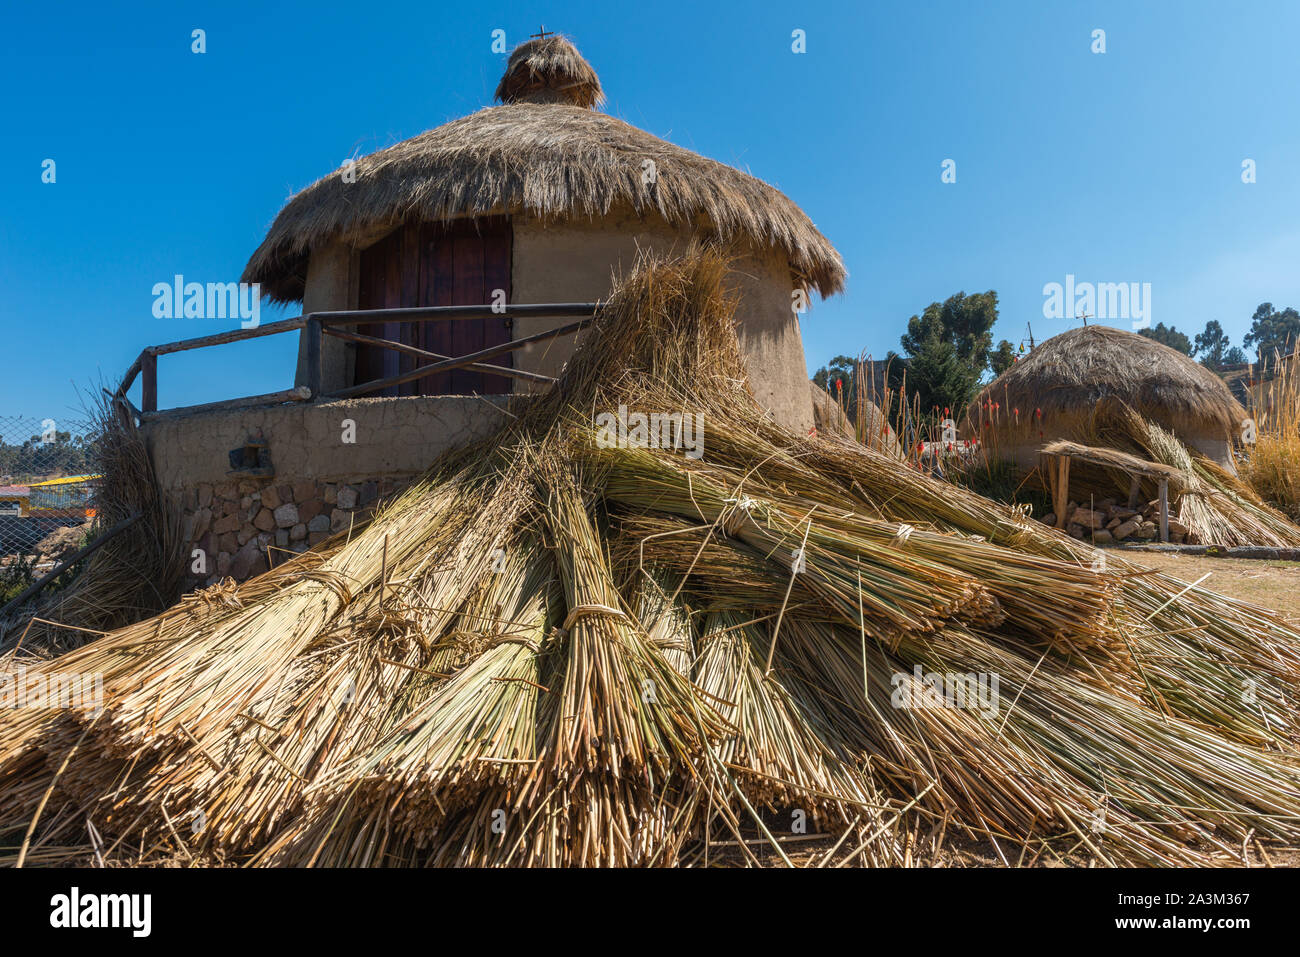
[242,34,845,432]
[969,325,1246,471]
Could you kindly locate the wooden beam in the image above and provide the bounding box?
[145,317,306,357]
[326,318,590,400]
[139,386,312,422]
[102,388,141,429]
[141,352,158,413]
[116,352,144,398]
[306,317,322,398]
[1053,454,1070,529]
[311,303,598,327]
[1157,479,1170,543]
[324,327,556,384]
[1127,474,1141,510]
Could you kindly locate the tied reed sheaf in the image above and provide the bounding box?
[5,248,1300,868]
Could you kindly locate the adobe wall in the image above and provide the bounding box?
[725,242,816,434]
[292,241,356,388]
[143,395,507,491]
[510,210,814,433]
[1186,436,1235,473]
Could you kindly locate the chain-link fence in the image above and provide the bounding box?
[0,415,100,588]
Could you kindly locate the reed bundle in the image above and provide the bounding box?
[5,247,1300,868]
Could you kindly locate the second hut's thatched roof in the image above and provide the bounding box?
[243,35,845,303]
[969,324,1246,441]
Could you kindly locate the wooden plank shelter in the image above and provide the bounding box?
[1040,440,1183,544]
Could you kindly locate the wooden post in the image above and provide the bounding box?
[306,317,322,398]
[1053,454,1070,529]
[1157,479,1170,543]
[1127,474,1141,510]
[141,352,158,413]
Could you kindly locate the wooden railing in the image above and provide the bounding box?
[115,303,599,420]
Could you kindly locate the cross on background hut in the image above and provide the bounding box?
[530,26,555,39]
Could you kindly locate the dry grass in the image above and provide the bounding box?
[1241,344,1300,520]
[1123,552,1300,621]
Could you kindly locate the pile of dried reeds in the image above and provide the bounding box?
[5,247,1300,868]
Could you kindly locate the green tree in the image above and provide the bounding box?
[1243,303,1300,361]
[1193,320,1233,371]
[904,334,982,415]
[899,291,999,412]
[990,340,1017,377]
[1137,322,1192,355]
[811,355,860,420]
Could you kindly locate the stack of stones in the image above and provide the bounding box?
[180,476,411,587]
[1040,498,1191,545]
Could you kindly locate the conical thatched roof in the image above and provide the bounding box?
[969,325,1246,441]
[242,35,845,303]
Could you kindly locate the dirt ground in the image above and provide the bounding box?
[1119,550,1300,622]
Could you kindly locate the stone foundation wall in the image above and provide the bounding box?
[181,474,411,588]
[145,394,508,590]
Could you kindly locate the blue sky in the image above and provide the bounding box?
[3,0,1299,423]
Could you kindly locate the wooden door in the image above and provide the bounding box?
[354,217,512,396]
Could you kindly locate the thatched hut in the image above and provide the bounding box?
[242,34,844,432]
[969,325,1246,471]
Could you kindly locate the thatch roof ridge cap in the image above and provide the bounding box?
[494,34,604,109]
